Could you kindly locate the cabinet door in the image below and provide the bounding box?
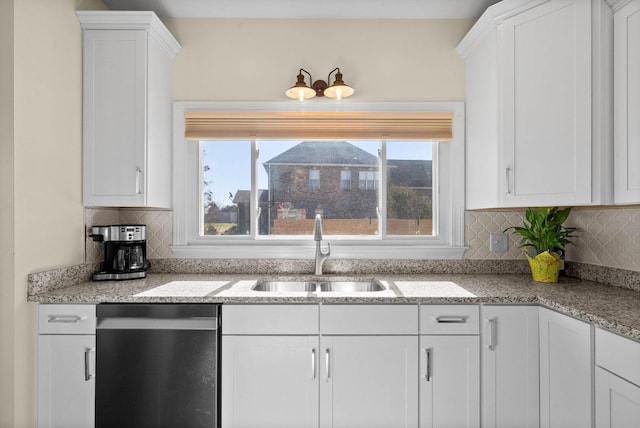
[501,0,593,206]
[320,335,418,428]
[539,308,592,428]
[221,335,319,428]
[37,335,95,428]
[614,0,640,203]
[82,29,147,207]
[482,306,539,428]
[420,335,479,428]
[596,366,640,427]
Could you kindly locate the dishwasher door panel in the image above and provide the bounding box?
[96,327,217,428]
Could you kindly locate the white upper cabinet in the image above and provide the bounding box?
[77,11,180,208]
[614,0,640,203]
[458,0,614,209]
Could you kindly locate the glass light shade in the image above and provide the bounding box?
[323,84,354,100]
[285,84,316,101]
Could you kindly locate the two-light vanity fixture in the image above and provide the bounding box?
[285,67,354,101]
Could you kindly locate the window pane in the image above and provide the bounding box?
[386,141,433,236]
[340,170,351,190]
[259,140,379,236]
[202,141,251,235]
[309,169,320,189]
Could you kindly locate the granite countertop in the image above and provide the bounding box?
[28,271,640,342]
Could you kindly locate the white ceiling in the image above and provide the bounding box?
[101,0,500,19]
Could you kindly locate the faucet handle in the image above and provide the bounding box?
[323,242,331,257]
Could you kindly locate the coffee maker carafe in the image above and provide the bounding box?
[89,225,150,281]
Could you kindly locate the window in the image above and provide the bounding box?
[173,102,465,259]
[358,171,379,190]
[309,170,320,190]
[199,139,435,238]
[340,170,351,190]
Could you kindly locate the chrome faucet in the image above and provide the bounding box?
[314,214,331,275]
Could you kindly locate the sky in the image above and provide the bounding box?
[203,140,433,207]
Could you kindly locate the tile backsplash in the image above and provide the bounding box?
[85,206,640,273]
[84,208,173,263]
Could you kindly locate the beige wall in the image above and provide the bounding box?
[3,0,106,426]
[0,0,16,426]
[165,18,474,102]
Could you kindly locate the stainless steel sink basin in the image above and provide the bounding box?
[251,279,384,292]
[318,281,384,292]
[251,281,316,292]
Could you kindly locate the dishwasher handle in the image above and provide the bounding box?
[97,317,218,330]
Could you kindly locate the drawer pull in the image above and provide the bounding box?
[48,315,85,323]
[435,315,467,323]
[311,348,316,380]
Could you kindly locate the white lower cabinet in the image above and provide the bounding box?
[539,307,593,428]
[419,335,479,428]
[221,335,319,428]
[221,304,419,428]
[595,367,640,427]
[595,328,640,427]
[320,335,418,428]
[419,305,480,428]
[37,304,96,428]
[482,305,539,428]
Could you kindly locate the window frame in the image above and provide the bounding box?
[172,101,465,259]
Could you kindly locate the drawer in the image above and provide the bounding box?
[596,328,640,385]
[320,304,418,335]
[38,304,96,335]
[222,304,319,335]
[420,305,479,335]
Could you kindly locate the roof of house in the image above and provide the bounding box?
[233,189,268,204]
[263,141,378,166]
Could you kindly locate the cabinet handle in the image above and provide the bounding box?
[325,348,330,381]
[505,167,511,195]
[488,318,497,351]
[135,167,142,194]
[84,348,95,381]
[425,348,432,381]
[48,315,84,323]
[436,315,467,323]
[311,348,316,379]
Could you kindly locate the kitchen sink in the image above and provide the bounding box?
[252,279,384,292]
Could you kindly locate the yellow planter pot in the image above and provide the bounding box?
[525,250,561,283]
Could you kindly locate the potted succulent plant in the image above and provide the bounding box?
[504,207,578,283]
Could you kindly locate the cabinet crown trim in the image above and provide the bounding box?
[457,0,615,56]
[76,10,181,57]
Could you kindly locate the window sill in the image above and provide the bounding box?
[170,243,467,260]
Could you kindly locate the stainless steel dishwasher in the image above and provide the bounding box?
[96,304,220,428]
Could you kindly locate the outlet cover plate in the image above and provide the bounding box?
[490,233,509,252]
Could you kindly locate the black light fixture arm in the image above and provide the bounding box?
[298,68,313,85]
[327,67,340,85]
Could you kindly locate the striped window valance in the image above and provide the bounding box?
[184,111,453,141]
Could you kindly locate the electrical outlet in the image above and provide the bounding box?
[490,233,509,252]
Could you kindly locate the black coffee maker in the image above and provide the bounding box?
[89,225,151,281]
